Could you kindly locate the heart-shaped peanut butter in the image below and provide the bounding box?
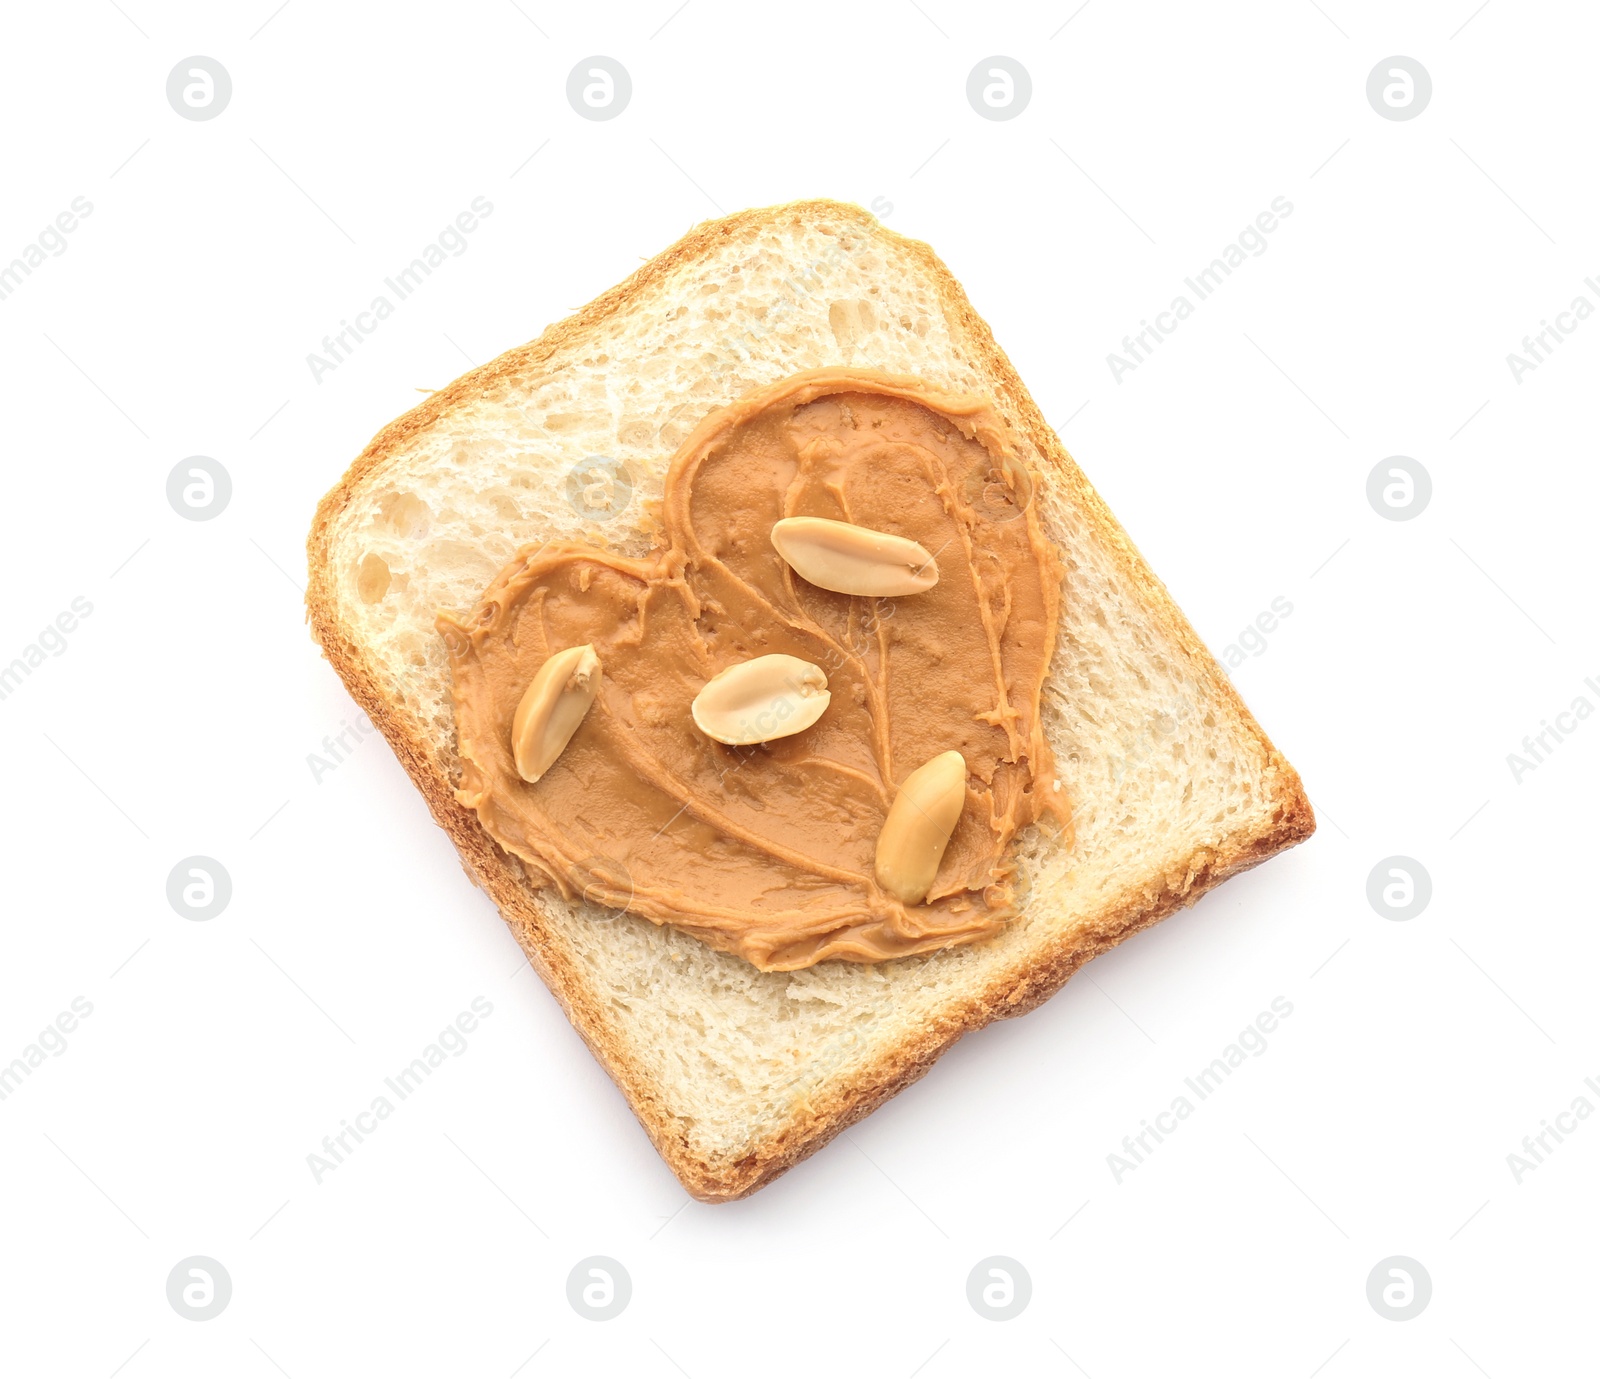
[438,368,1066,971]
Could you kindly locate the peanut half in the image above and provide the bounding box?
[692,653,830,746]
[770,516,938,597]
[512,644,602,783]
[874,750,968,905]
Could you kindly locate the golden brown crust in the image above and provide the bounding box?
[305,199,1315,1203]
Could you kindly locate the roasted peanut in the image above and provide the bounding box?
[512,644,602,783]
[874,750,967,904]
[691,654,830,745]
[771,516,938,597]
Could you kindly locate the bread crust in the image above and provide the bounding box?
[306,199,1314,1202]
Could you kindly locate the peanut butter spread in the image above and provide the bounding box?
[438,368,1066,971]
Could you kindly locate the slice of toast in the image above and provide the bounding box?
[305,199,1313,1201]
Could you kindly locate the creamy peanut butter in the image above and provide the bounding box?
[438,368,1066,971]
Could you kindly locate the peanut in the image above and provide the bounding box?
[770,516,938,597]
[874,750,967,904]
[512,644,602,783]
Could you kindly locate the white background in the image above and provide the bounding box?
[1,1,1595,1375]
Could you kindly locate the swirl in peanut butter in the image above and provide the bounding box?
[438,368,1065,971]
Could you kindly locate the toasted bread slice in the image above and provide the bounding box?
[305,199,1313,1201]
